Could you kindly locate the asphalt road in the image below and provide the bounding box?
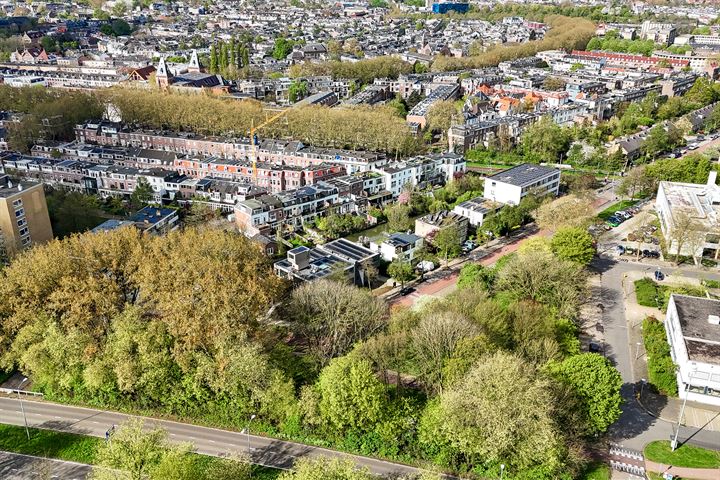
[0,397,444,479]
[593,255,720,451]
[0,450,92,480]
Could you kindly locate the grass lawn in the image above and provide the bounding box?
[0,423,99,464]
[598,200,636,221]
[579,461,610,480]
[644,440,720,468]
[634,278,664,307]
[0,423,281,478]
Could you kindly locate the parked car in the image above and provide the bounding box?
[616,245,625,255]
[607,217,622,227]
[654,270,665,281]
[399,287,416,296]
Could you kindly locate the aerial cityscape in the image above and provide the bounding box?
[1,0,720,479]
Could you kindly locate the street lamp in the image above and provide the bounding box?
[639,378,647,401]
[671,369,696,451]
[18,377,30,440]
[244,414,256,453]
[500,464,505,480]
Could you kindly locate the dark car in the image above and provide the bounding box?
[654,270,665,281]
[399,287,416,296]
[589,342,603,353]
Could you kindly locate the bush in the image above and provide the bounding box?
[642,317,678,396]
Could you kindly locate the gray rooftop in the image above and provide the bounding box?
[673,294,720,364]
[486,163,559,187]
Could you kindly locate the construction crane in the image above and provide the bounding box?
[250,108,290,182]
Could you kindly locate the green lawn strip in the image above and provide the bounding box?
[598,200,636,221]
[644,440,720,469]
[634,278,664,307]
[579,461,610,480]
[0,423,281,478]
[0,423,99,464]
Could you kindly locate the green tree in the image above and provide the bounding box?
[550,227,596,265]
[384,203,413,232]
[272,36,294,60]
[111,19,132,36]
[419,352,566,473]
[388,258,414,289]
[130,177,154,210]
[519,115,570,163]
[288,80,309,103]
[92,419,177,480]
[316,356,386,433]
[549,353,623,435]
[278,457,373,480]
[288,279,388,365]
[433,224,463,266]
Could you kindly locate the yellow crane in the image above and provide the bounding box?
[250,108,290,182]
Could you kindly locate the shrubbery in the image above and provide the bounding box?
[642,317,678,396]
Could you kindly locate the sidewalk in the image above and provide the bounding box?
[645,459,720,480]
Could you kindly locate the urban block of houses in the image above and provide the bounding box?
[274,238,378,285]
[655,172,720,261]
[483,163,561,206]
[665,294,720,407]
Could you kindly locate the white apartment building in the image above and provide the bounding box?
[452,196,501,227]
[665,294,720,407]
[484,163,560,206]
[655,173,720,261]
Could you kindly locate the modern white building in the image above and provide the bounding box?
[452,196,501,227]
[665,294,720,407]
[655,173,720,261]
[483,163,560,206]
[369,232,424,262]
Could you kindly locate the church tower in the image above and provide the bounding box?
[156,57,170,89]
[188,50,201,73]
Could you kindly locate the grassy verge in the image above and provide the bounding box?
[642,317,678,396]
[598,200,636,220]
[644,440,720,468]
[0,423,99,463]
[634,278,664,308]
[0,423,281,478]
[579,461,610,480]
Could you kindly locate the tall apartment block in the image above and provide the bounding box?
[0,175,53,255]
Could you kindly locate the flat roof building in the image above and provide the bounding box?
[274,238,378,286]
[665,294,720,406]
[484,163,560,206]
[655,173,720,262]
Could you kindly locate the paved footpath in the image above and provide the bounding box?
[0,450,92,480]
